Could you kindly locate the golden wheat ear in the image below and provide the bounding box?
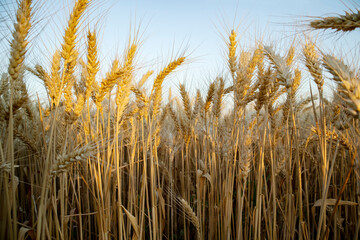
[179,84,192,120]
[61,0,90,113]
[228,29,238,77]
[8,0,32,96]
[85,30,100,101]
[303,40,323,90]
[151,56,185,118]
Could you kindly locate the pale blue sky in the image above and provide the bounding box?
[1,0,359,100]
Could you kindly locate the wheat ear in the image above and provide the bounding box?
[61,0,89,80]
[151,57,185,117]
[8,0,32,95]
[303,40,323,89]
[228,30,238,77]
[179,84,192,120]
[85,30,99,101]
[50,145,94,177]
[204,82,216,114]
[310,9,360,32]
[177,197,201,240]
[264,46,293,88]
[95,59,121,105]
[323,54,360,118]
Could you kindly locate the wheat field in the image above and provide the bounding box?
[0,0,359,239]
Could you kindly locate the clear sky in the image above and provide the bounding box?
[98,0,360,92]
[1,0,359,99]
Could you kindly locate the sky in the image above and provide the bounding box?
[1,0,360,100]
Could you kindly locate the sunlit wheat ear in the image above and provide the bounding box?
[310,9,360,32]
[285,45,295,67]
[323,54,360,118]
[57,0,89,115]
[34,65,52,94]
[50,50,62,106]
[322,54,354,83]
[85,30,99,101]
[151,56,185,117]
[192,89,203,118]
[28,64,58,112]
[291,69,301,94]
[255,68,272,112]
[311,127,353,151]
[73,94,85,117]
[50,145,94,178]
[8,0,32,96]
[246,45,263,80]
[131,87,147,103]
[151,57,186,96]
[179,84,191,120]
[303,40,323,89]
[95,43,138,108]
[228,30,238,77]
[115,42,138,112]
[264,46,293,88]
[138,70,154,88]
[204,82,216,114]
[166,105,181,134]
[122,43,138,72]
[61,0,89,80]
[94,59,121,106]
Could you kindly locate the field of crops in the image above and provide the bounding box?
[0,0,359,239]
